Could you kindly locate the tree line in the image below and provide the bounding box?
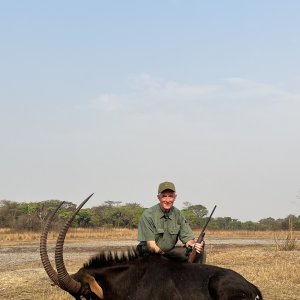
[0,199,299,231]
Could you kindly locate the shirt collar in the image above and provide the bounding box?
[158,205,174,219]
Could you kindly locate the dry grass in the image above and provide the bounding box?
[0,227,300,300]
[0,227,139,244]
[1,228,299,299]
[274,220,297,251]
[1,245,299,300]
[207,229,300,239]
[1,227,300,243]
[208,245,300,300]
[274,231,297,251]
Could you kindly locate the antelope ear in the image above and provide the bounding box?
[84,273,104,299]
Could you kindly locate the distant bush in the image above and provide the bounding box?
[0,199,299,232]
[274,217,297,251]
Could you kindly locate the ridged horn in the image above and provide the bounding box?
[55,193,94,294]
[40,201,65,286]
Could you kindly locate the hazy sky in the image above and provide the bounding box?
[1,1,299,222]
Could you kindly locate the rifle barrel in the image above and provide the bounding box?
[189,205,217,263]
[201,205,217,232]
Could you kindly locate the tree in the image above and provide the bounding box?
[104,200,122,207]
[119,203,144,228]
[182,201,192,208]
[74,209,92,227]
[90,202,144,228]
[181,203,208,228]
[0,200,23,228]
[293,215,300,230]
[281,215,297,230]
[258,217,280,230]
[242,221,257,230]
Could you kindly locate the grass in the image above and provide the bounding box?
[0,227,139,244]
[1,227,300,242]
[0,228,299,299]
[209,245,300,300]
[1,244,299,300]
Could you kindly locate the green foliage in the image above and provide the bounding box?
[213,217,243,230]
[259,217,281,230]
[90,202,144,228]
[242,221,258,230]
[0,199,75,230]
[0,200,24,228]
[181,204,208,228]
[293,216,300,230]
[73,209,91,227]
[0,198,299,232]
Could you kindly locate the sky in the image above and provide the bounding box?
[0,1,299,222]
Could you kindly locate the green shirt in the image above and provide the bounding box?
[137,204,195,252]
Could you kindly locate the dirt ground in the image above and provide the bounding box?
[0,240,137,300]
[1,239,299,300]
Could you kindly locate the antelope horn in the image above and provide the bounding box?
[40,201,65,286]
[55,193,94,294]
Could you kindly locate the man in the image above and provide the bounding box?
[137,181,205,263]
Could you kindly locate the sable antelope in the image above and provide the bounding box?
[40,194,263,300]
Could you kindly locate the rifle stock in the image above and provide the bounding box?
[187,205,217,263]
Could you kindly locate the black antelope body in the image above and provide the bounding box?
[40,194,263,300]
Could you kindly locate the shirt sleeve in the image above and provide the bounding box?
[137,212,156,241]
[178,213,195,244]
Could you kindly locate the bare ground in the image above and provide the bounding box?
[0,240,137,300]
[1,239,300,300]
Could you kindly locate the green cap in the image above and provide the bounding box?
[158,181,176,194]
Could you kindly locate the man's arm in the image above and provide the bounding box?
[138,211,163,253]
[146,241,164,254]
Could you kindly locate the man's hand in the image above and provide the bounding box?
[147,241,164,254]
[185,240,204,254]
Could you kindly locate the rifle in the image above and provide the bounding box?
[187,205,217,263]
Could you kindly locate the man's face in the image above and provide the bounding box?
[157,189,176,212]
